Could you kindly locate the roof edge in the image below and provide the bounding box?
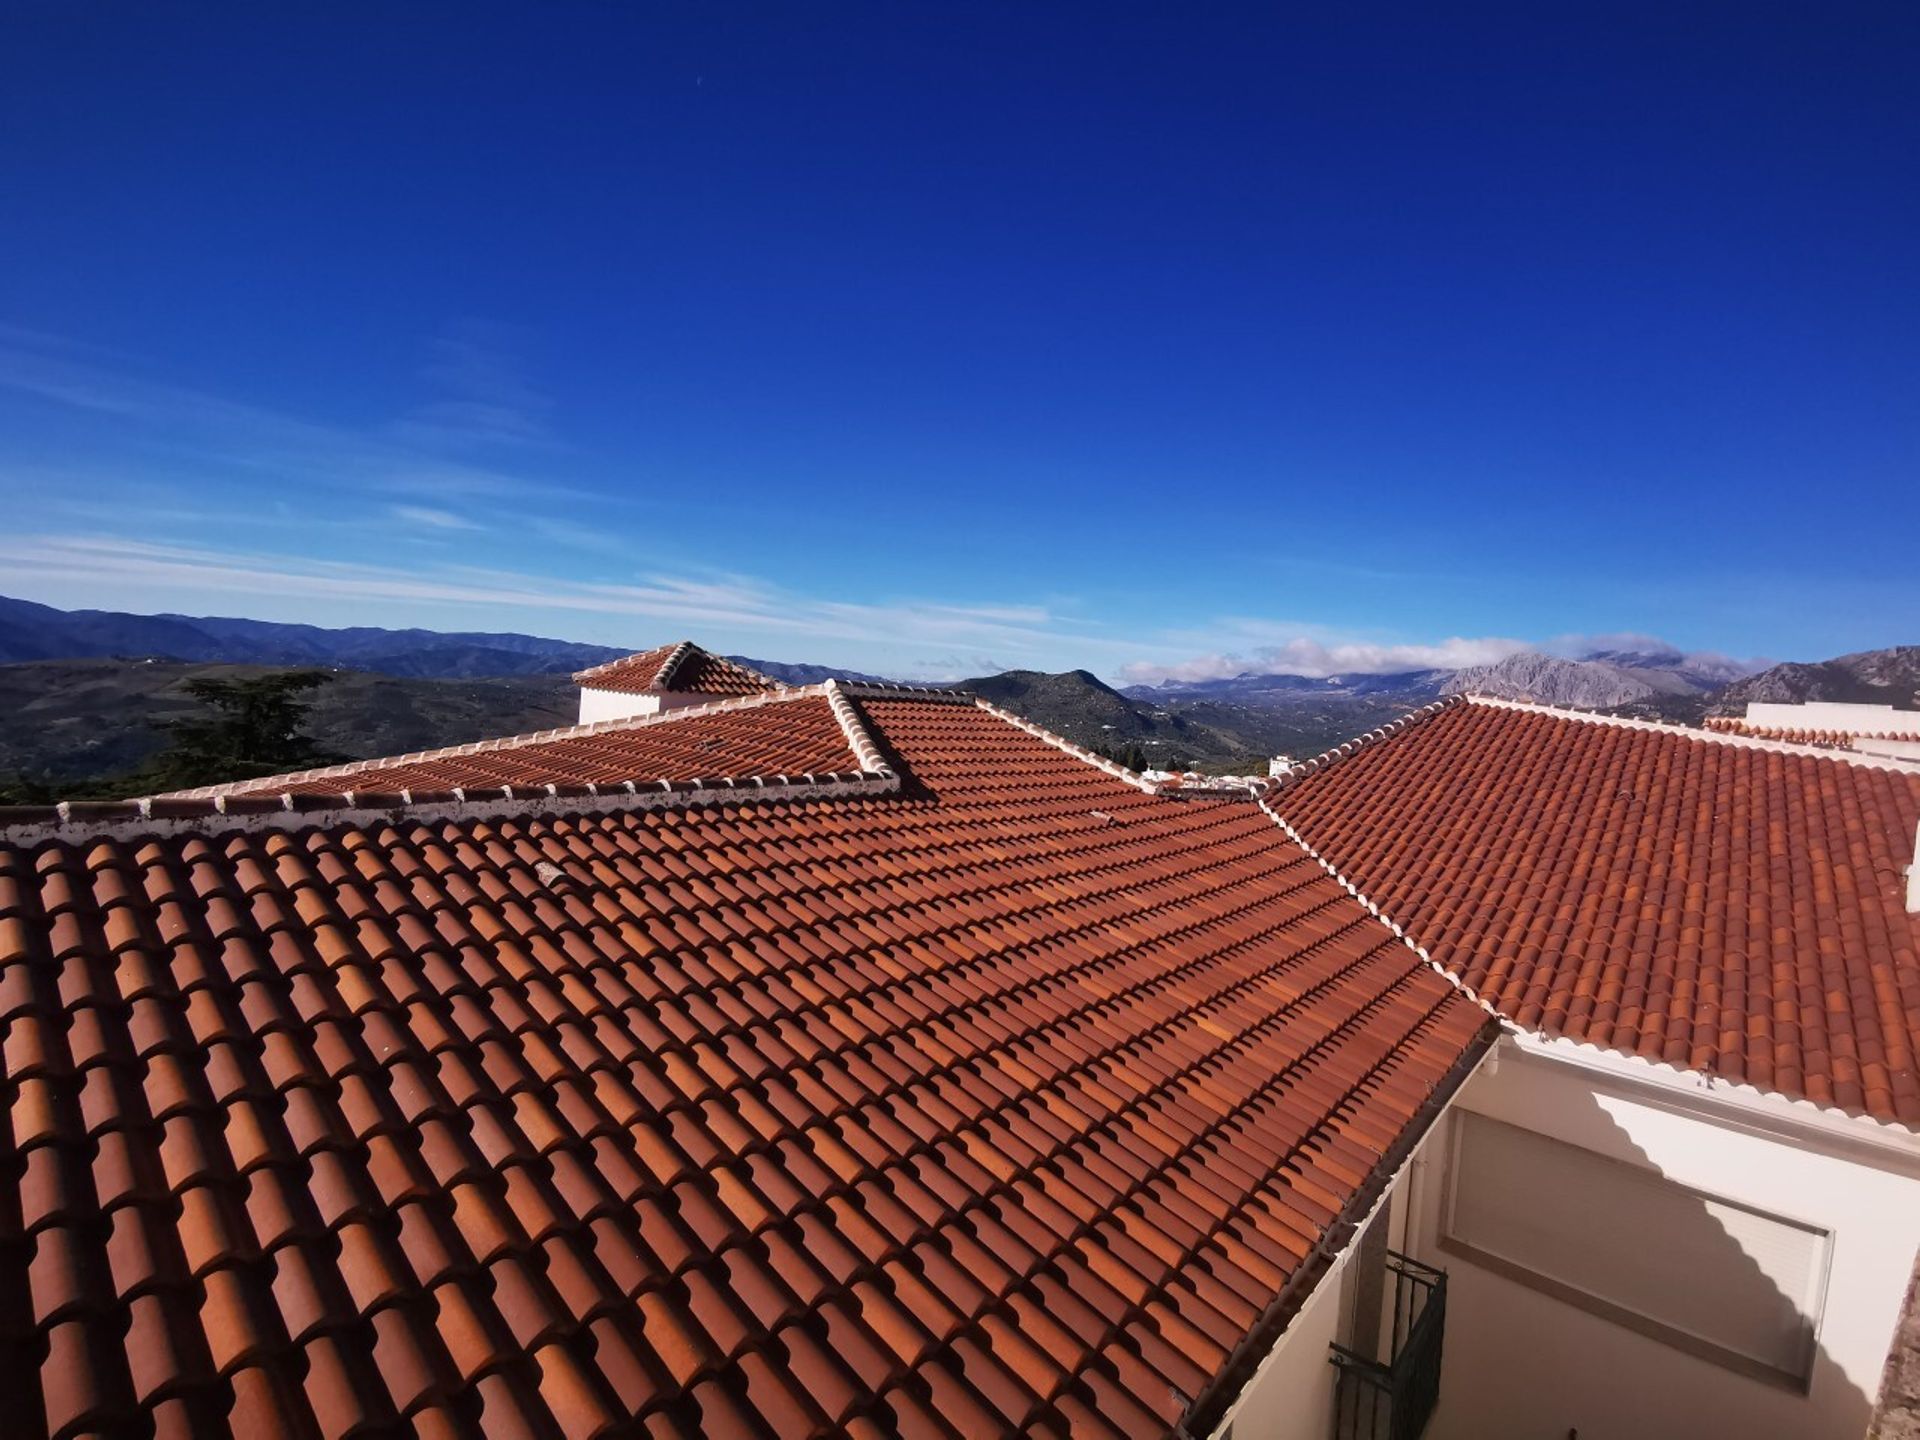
[1460,694,1920,773]
[968,699,1165,794]
[1508,1028,1920,1148]
[0,769,902,847]
[1260,695,1468,798]
[1177,1021,1500,1438]
[161,684,840,801]
[0,680,985,845]
[570,640,686,688]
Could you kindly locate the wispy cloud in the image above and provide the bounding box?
[0,534,1139,679]
[0,325,575,507]
[391,504,482,531]
[390,320,554,450]
[0,528,1591,684]
[1121,634,1531,685]
[1544,631,1768,676]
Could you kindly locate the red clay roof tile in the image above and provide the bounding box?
[0,692,1491,1438]
[572,642,783,698]
[1270,697,1920,1126]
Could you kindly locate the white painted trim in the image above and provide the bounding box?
[968,698,1166,793]
[1503,1029,1920,1159]
[0,771,902,847]
[1460,694,1920,774]
[822,680,895,776]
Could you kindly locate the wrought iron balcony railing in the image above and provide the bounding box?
[1329,1251,1447,1440]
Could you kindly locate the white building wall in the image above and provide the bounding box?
[578,687,664,725]
[1409,1036,1920,1440]
[1745,701,1919,736]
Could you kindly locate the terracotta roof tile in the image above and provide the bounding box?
[572,642,783,698]
[0,695,1492,1438]
[1270,697,1920,1126]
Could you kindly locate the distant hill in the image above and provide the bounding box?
[732,656,892,686]
[1126,646,1759,714]
[1710,646,1920,714]
[0,595,627,677]
[0,657,577,790]
[1122,669,1449,705]
[0,595,900,687]
[959,668,1431,771]
[1442,651,1715,708]
[960,668,1246,767]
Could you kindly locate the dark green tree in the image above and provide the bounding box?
[1090,741,1151,773]
[143,670,338,790]
[0,773,57,806]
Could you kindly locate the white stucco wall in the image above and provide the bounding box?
[577,687,665,725]
[1745,701,1919,736]
[1410,1036,1920,1440]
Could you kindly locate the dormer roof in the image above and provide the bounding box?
[571,641,783,698]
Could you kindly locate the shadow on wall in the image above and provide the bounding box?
[1429,1073,1874,1440]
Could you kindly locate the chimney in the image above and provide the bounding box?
[1909,821,1920,915]
[573,643,781,726]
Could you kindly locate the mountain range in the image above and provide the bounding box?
[1123,643,1758,712]
[0,595,881,686]
[0,595,1911,791]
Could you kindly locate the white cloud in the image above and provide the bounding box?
[1545,632,1767,676]
[0,534,1131,680]
[391,504,481,531]
[1120,634,1531,685]
[391,320,554,449]
[0,326,576,506]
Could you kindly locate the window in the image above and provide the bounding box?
[1441,1110,1831,1387]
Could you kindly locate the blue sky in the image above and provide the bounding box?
[1,4,1915,682]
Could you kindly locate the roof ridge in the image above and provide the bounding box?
[822,680,896,776]
[1253,783,1505,1023]
[645,639,699,690]
[573,641,787,695]
[1259,695,1468,797]
[570,640,679,687]
[160,684,837,800]
[835,679,978,702]
[968,698,1167,794]
[1461,693,1920,773]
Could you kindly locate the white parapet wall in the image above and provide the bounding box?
[577,687,727,725]
[578,687,665,725]
[1745,701,1919,736]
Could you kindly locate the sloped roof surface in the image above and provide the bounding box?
[1269,698,1920,1124]
[0,694,1489,1440]
[573,644,780,698]
[166,694,859,801]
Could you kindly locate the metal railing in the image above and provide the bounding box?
[1329,1251,1447,1440]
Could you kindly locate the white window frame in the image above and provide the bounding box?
[1438,1109,1834,1391]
